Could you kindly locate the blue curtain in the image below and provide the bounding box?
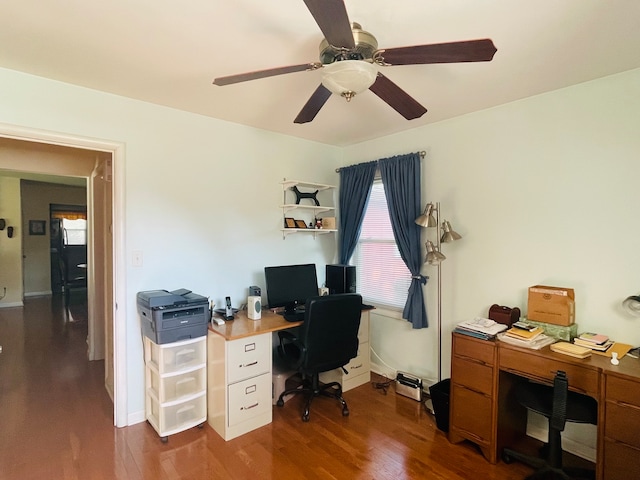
[338,161,377,265]
[379,153,428,329]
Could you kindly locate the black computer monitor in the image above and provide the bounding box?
[264,263,318,314]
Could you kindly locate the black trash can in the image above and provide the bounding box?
[429,378,450,432]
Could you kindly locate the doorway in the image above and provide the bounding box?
[0,123,126,427]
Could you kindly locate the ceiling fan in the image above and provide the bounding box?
[213,0,497,124]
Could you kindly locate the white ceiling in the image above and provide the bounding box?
[1,0,639,147]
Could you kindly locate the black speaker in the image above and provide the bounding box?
[326,264,356,294]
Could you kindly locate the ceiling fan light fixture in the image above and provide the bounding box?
[321,60,378,101]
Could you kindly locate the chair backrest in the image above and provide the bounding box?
[298,293,362,375]
[551,370,568,432]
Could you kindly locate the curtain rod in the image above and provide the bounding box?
[335,150,426,173]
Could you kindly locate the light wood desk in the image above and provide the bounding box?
[207,308,371,440]
[449,332,640,480]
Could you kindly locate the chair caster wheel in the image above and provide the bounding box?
[502,451,513,464]
[197,423,204,429]
[277,399,284,407]
[161,436,168,443]
[302,414,310,422]
[342,406,349,416]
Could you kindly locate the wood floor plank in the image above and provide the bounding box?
[0,296,535,479]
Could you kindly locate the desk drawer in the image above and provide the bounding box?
[606,374,640,408]
[605,400,640,449]
[451,384,492,444]
[499,347,599,398]
[227,372,271,427]
[603,437,640,480]
[452,356,494,396]
[453,334,495,364]
[227,334,270,384]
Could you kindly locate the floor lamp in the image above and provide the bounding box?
[415,202,462,383]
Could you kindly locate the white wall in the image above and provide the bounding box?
[0,67,343,422]
[0,177,22,306]
[344,68,640,384]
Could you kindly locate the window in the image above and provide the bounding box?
[353,180,411,309]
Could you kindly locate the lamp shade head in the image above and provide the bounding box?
[321,60,378,99]
[623,295,640,315]
[425,240,446,265]
[415,203,437,227]
[441,220,462,243]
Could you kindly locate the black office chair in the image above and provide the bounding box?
[502,370,598,480]
[275,293,362,422]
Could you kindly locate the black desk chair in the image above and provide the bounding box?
[275,293,362,422]
[502,370,598,480]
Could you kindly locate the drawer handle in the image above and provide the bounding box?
[240,361,258,368]
[350,363,363,370]
[245,384,257,394]
[244,343,256,352]
[458,384,490,397]
[458,356,488,366]
[241,402,259,410]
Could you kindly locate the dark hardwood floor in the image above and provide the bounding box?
[0,296,533,479]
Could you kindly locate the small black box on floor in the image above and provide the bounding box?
[137,289,209,344]
[429,378,451,432]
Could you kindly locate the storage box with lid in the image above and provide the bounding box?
[527,285,575,326]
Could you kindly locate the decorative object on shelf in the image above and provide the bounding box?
[623,293,640,316]
[28,220,46,235]
[280,179,336,238]
[291,185,320,206]
[7,226,14,238]
[416,201,462,382]
[0,218,5,230]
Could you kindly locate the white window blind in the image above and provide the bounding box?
[353,181,411,309]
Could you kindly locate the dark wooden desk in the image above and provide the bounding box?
[448,332,640,480]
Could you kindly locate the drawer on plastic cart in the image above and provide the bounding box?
[147,391,206,435]
[146,336,206,375]
[147,365,206,403]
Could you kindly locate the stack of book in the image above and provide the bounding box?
[497,321,556,350]
[453,317,508,340]
[573,332,613,352]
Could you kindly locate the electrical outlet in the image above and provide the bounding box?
[132,250,143,267]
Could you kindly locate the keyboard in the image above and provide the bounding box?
[283,311,305,322]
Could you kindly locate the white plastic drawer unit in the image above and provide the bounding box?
[226,334,270,384]
[147,391,206,435]
[147,364,206,404]
[146,336,207,375]
[227,373,271,427]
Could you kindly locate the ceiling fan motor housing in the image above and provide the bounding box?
[319,23,378,64]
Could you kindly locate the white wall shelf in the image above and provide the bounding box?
[280,178,337,240]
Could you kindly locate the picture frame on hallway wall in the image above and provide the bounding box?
[29,220,46,235]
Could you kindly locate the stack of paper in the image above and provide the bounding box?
[454,317,508,340]
[550,341,592,359]
[497,331,556,350]
[573,332,613,352]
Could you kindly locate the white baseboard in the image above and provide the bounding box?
[128,410,146,426]
[24,291,52,297]
[0,301,23,308]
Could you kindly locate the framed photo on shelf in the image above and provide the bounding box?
[284,217,296,228]
[29,220,46,235]
[295,219,307,229]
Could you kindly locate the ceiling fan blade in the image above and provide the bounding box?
[303,0,355,49]
[369,73,427,120]
[294,85,332,124]
[376,39,497,66]
[213,63,320,86]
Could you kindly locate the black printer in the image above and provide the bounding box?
[137,288,209,344]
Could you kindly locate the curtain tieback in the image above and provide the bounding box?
[411,274,428,285]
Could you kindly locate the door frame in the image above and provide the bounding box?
[0,122,127,427]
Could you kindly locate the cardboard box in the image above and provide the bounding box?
[321,217,336,229]
[527,285,575,326]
